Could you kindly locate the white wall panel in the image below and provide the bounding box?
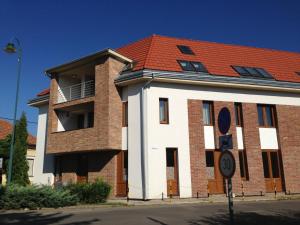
[204,126,215,149]
[259,128,279,149]
[236,127,244,150]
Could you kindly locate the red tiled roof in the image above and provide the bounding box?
[0,120,36,146]
[37,88,50,96]
[117,34,300,83]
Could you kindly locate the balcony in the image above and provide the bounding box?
[56,80,95,104]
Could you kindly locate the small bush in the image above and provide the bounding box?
[65,179,111,204]
[0,184,78,210]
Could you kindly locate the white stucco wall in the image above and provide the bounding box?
[32,104,55,185]
[259,128,279,149]
[126,81,300,199]
[127,83,144,199]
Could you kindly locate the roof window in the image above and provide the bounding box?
[232,66,273,79]
[178,60,208,73]
[177,45,194,55]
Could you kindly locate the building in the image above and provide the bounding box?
[28,35,300,199]
[0,119,37,184]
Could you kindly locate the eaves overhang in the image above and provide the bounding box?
[28,94,49,107]
[45,49,133,75]
[115,69,300,93]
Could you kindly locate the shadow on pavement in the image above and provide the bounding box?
[188,211,300,225]
[0,211,100,225]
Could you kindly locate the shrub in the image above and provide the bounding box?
[0,184,78,210]
[65,179,111,204]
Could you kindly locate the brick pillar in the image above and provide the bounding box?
[188,100,208,197]
[213,102,243,195]
[242,103,265,195]
[277,105,300,194]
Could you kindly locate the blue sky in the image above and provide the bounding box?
[0,0,299,135]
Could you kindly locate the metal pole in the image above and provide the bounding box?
[227,178,234,225]
[7,39,22,184]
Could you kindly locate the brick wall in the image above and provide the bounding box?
[188,100,208,197]
[47,56,125,154]
[277,105,300,194]
[213,102,243,195]
[240,103,266,195]
[59,151,118,195]
[188,100,268,196]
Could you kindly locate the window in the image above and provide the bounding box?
[262,152,270,178]
[270,152,280,178]
[203,101,213,125]
[257,104,276,127]
[77,114,85,129]
[27,159,34,177]
[122,102,128,127]
[234,103,243,126]
[87,112,94,128]
[178,60,208,73]
[191,62,208,73]
[296,72,300,76]
[159,98,169,124]
[177,45,194,55]
[238,150,249,180]
[205,151,214,167]
[178,60,194,71]
[232,66,273,79]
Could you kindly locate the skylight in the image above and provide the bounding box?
[178,60,208,73]
[232,66,273,79]
[177,45,194,55]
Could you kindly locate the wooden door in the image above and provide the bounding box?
[207,150,225,194]
[262,151,283,193]
[166,148,179,196]
[77,155,88,183]
[116,151,128,197]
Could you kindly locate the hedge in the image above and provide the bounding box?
[0,179,111,210]
[0,184,78,210]
[65,179,111,204]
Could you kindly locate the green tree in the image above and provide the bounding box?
[0,113,30,185]
[0,135,11,174]
[11,112,30,185]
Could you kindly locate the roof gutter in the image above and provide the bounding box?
[140,73,155,200]
[115,69,300,93]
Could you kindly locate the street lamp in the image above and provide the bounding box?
[3,38,22,184]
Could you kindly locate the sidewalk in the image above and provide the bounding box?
[107,193,300,206]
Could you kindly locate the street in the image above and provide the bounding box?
[0,200,299,225]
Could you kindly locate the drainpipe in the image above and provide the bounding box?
[140,73,155,200]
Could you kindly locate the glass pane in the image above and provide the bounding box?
[233,66,248,75]
[245,67,260,76]
[205,151,214,167]
[235,103,242,126]
[262,152,270,178]
[179,61,194,71]
[257,105,264,126]
[191,62,207,73]
[159,100,165,122]
[270,152,280,178]
[256,68,273,78]
[265,105,274,127]
[166,149,175,180]
[239,151,245,178]
[27,159,34,177]
[203,102,211,125]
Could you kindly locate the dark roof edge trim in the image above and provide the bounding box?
[115,69,300,92]
[45,49,132,74]
[28,95,49,107]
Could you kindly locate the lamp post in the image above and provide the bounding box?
[3,38,22,184]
